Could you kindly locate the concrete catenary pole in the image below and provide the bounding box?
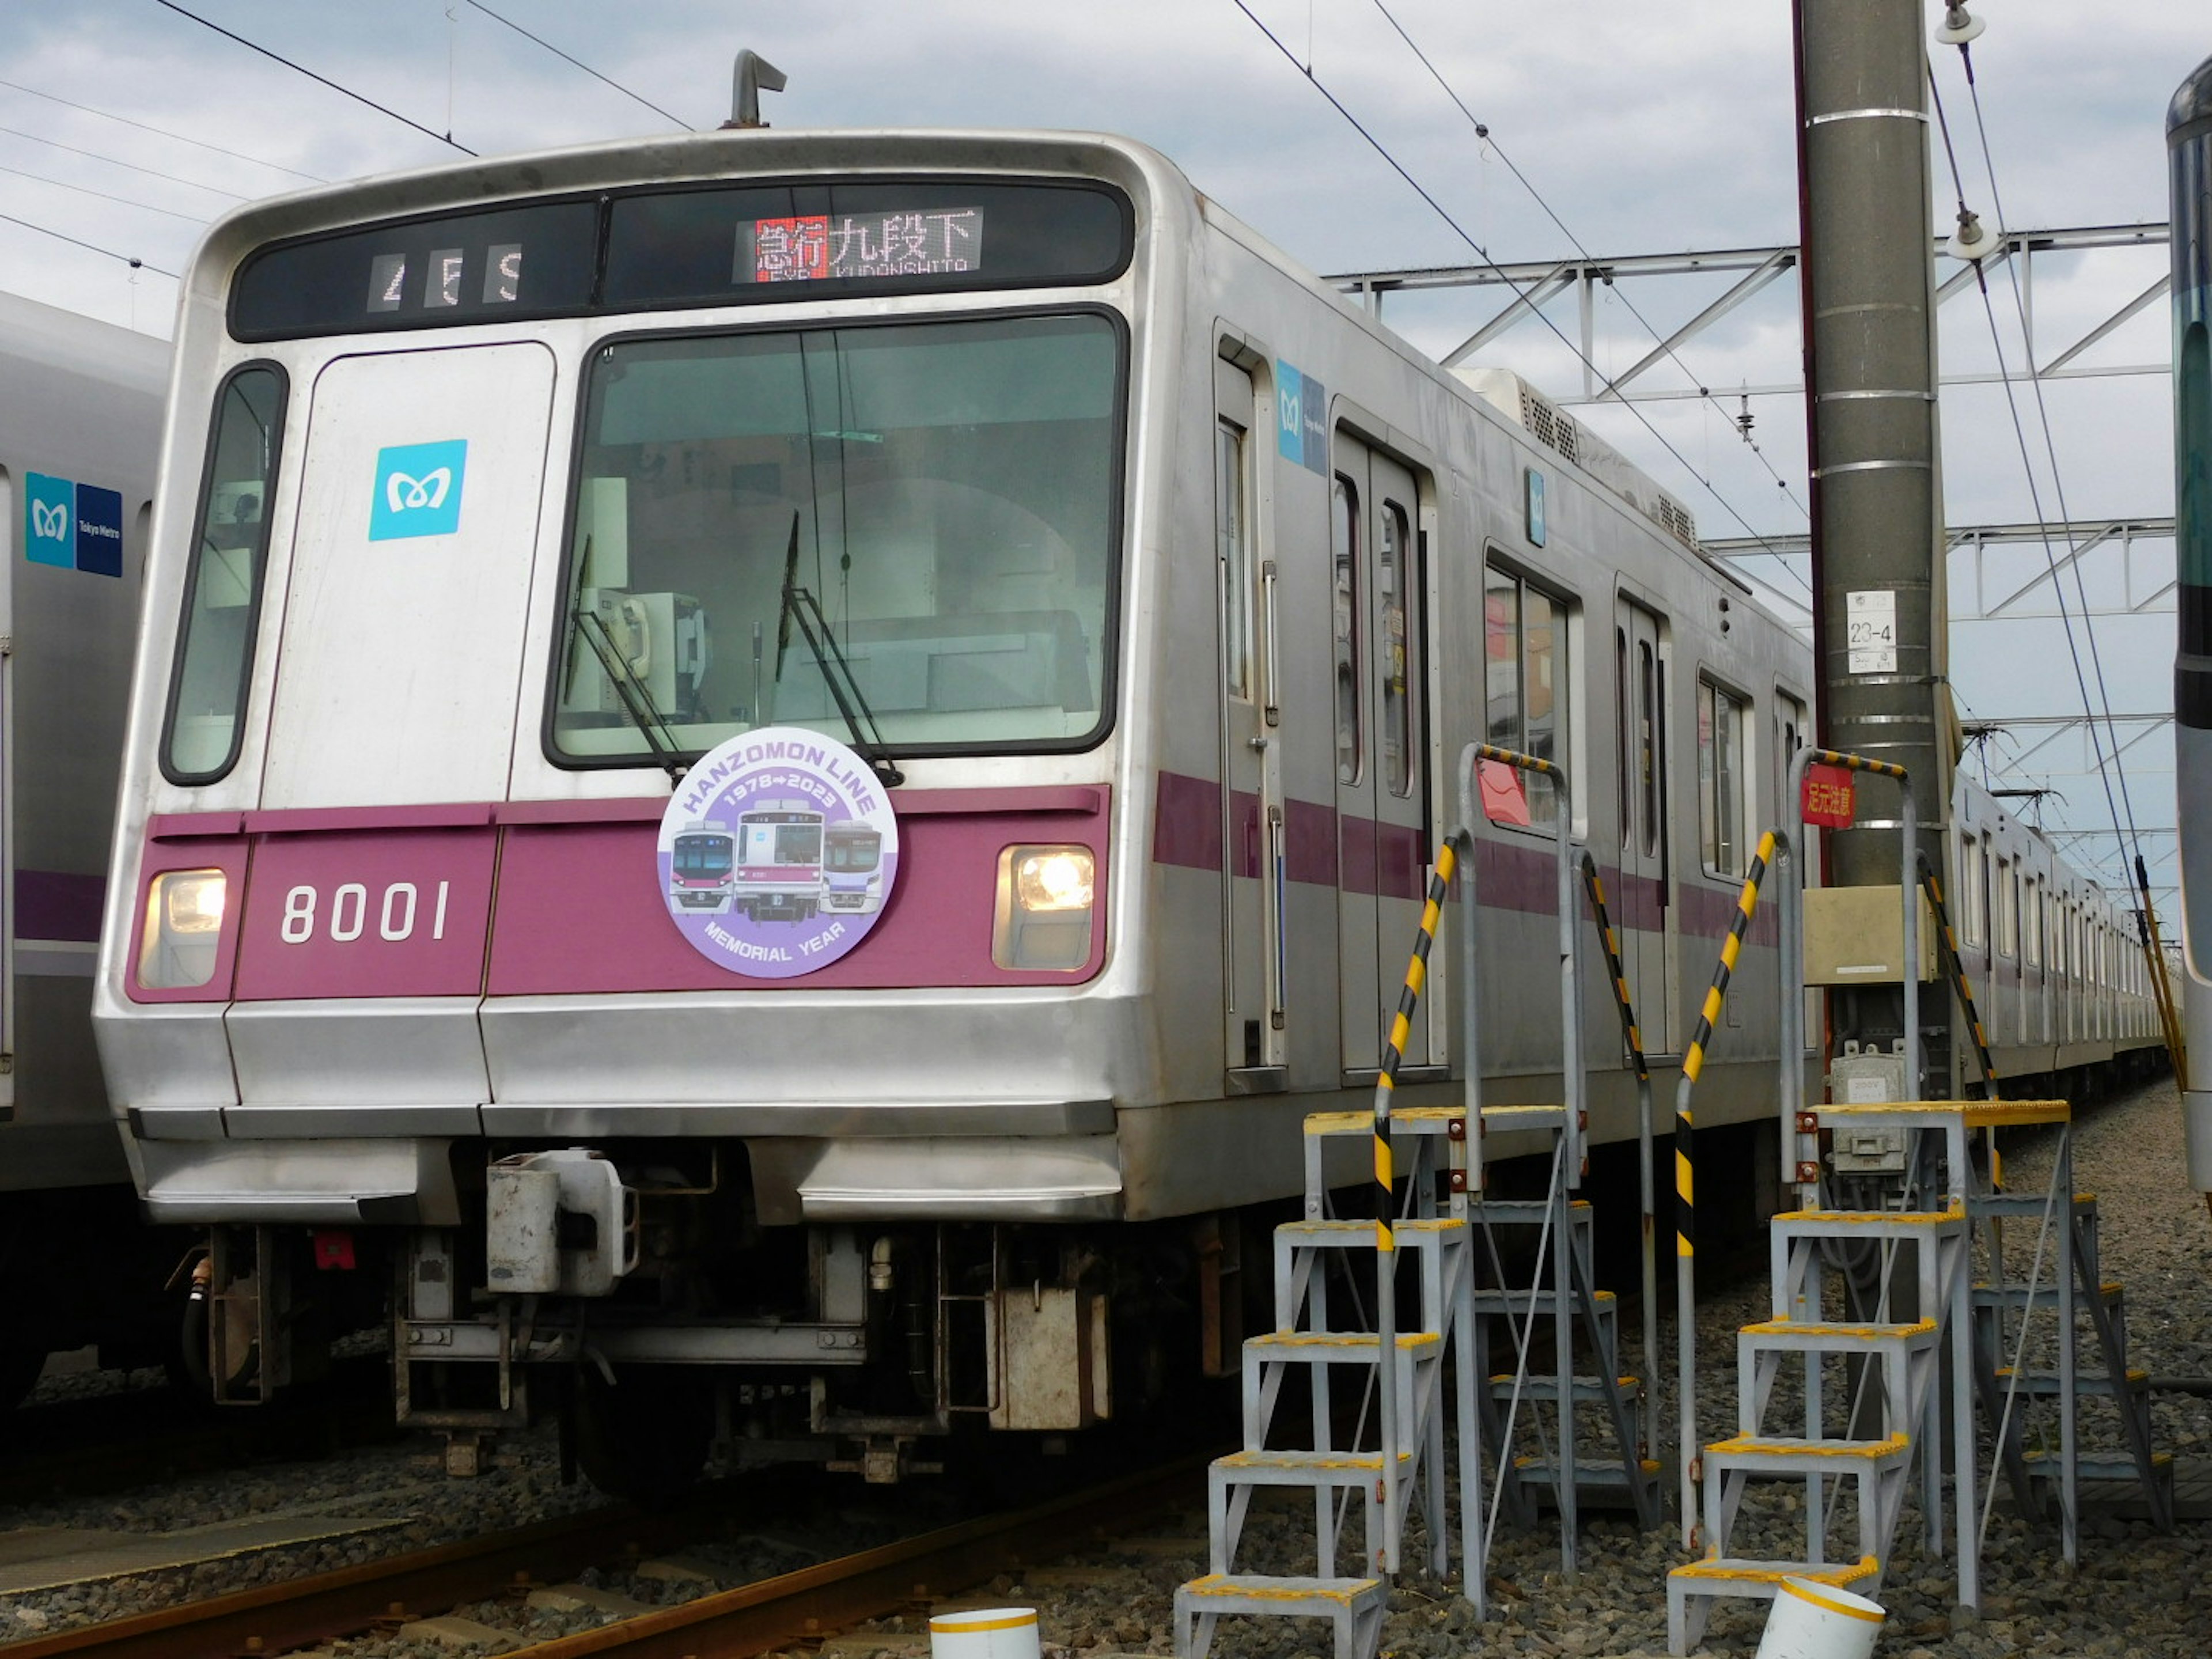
[1793,0,1956,1087]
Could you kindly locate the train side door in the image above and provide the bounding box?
[1332,435,1429,1074]
[1215,358,1285,1073]
[1613,597,1672,1049]
[262,343,555,806]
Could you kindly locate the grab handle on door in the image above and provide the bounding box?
[1261,560,1282,728]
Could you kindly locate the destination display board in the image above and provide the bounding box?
[230,179,1132,340]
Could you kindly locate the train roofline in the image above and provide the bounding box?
[176,125,1194,300]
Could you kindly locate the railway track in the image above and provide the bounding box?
[0,1455,1210,1659]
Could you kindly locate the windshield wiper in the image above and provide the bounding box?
[571,602,687,785]
[772,512,905,788]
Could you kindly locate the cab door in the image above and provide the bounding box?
[1613,596,1672,1049]
[1332,434,1429,1074]
[261,343,555,808]
[1215,358,1285,1073]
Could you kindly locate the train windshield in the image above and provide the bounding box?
[552,310,1122,764]
[825,830,882,872]
[673,835,733,876]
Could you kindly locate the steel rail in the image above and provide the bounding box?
[0,1457,1207,1659]
[506,1455,1210,1659]
[0,1502,701,1659]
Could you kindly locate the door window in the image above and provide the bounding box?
[1215,419,1252,702]
[1697,679,1746,875]
[1480,563,1568,829]
[1331,476,1362,785]
[1380,499,1415,798]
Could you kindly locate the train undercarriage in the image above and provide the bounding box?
[194,1139,1243,1497]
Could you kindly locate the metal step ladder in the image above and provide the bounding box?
[1971,1138,2176,1547]
[1177,743,1658,1659]
[1668,1100,1982,1653]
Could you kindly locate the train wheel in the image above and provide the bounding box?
[570,1364,713,1505]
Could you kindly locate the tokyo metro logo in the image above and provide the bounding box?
[24,472,123,576]
[369,440,468,540]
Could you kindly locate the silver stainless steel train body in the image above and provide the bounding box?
[0,290,169,1397]
[97,127,1822,1469]
[1950,777,2166,1084]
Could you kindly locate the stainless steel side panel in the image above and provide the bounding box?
[228,997,490,1108]
[748,1135,1123,1225]
[137,1137,460,1224]
[479,986,1160,1110]
[93,1001,238,1112]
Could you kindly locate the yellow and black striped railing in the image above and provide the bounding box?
[1918,862,1998,1096]
[1677,830,1778,1259]
[1799,747,1908,781]
[1371,835,1464,1252]
[1579,853,1648,1084]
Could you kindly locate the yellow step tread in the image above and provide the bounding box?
[1672,1554,1880,1587]
[1817,1099,2069,1127]
[1277,1218,1467,1236]
[1179,1574,1382,1605]
[1740,1318,1937,1339]
[1302,1108,1463,1134]
[1252,1331,1440,1350]
[1707,1433,1911,1459]
[1772,1204,1966,1225]
[1215,1449,1414,1471]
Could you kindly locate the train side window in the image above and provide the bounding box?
[1997,860,2017,957]
[1380,498,1415,798]
[1331,475,1362,784]
[2024,878,2041,967]
[1215,417,1252,701]
[1696,677,1746,876]
[161,362,288,785]
[1480,563,1567,830]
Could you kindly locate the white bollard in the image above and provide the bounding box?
[929,1607,1041,1659]
[1754,1578,1885,1659]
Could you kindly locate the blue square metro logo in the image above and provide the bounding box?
[370,440,468,541]
[24,472,74,567]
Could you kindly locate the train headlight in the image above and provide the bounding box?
[994,846,1096,971]
[138,869,226,989]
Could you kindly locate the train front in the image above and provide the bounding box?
[94,130,1185,1482]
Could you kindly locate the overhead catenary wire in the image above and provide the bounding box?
[1226,0,1797,566]
[1360,0,1815,529]
[1927,59,2143,922]
[460,1,693,131]
[150,0,478,158]
[0,158,213,222]
[1953,52,2149,877]
[0,75,324,182]
[0,208,176,276]
[0,122,246,200]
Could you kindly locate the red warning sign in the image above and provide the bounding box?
[1800,762,1857,829]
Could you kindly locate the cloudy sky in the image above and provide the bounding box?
[1,0,2202,893]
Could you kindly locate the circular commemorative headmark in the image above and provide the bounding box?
[657,727,900,979]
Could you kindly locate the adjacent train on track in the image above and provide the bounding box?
[0,289,171,1402]
[88,124,2163,1478]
